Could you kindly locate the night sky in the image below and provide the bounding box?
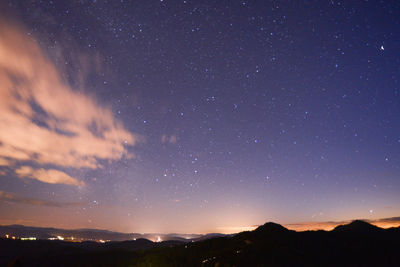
[0,0,399,234]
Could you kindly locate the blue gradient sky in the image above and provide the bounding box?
[0,0,399,234]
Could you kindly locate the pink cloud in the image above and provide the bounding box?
[15,166,84,187]
[0,20,138,186]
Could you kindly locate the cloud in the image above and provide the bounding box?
[0,190,81,208]
[15,166,84,187]
[0,20,137,185]
[375,216,400,223]
[0,157,11,166]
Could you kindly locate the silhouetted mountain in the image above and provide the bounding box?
[1,220,400,266]
[254,221,290,233]
[333,219,382,233]
[192,233,231,241]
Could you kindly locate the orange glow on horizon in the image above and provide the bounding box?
[284,220,400,232]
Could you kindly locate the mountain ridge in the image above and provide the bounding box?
[0,224,221,242]
[1,220,400,266]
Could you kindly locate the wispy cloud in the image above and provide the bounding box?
[375,216,400,223]
[15,166,84,187]
[0,190,81,208]
[0,20,137,186]
[0,158,11,166]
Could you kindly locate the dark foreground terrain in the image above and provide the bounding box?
[1,220,399,267]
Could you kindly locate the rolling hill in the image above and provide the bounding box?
[1,220,399,266]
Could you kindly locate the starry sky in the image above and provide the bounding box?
[0,0,399,234]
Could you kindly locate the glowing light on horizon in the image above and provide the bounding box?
[21,237,36,240]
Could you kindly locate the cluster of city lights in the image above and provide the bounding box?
[3,234,110,243]
[4,234,35,240]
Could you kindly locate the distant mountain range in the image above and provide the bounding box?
[0,224,227,242]
[1,220,399,266]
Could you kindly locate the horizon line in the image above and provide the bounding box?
[1,216,400,235]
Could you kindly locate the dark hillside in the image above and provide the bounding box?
[2,220,400,267]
